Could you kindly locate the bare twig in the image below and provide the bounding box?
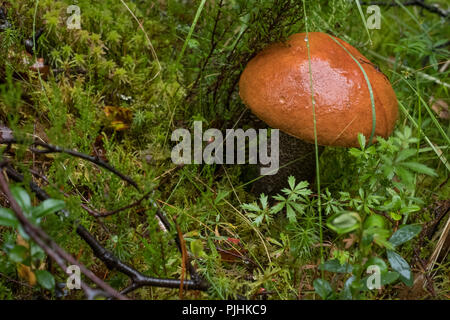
[1,125,209,295]
[174,217,188,299]
[359,0,449,18]
[0,271,33,288]
[0,136,139,190]
[81,190,153,218]
[76,225,208,294]
[3,165,208,295]
[0,166,128,300]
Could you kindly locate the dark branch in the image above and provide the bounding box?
[2,124,209,294]
[0,136,139,190]
[76,225,209,292]
[0,166,128,300]
[359,1,449,18]
[4,165,208,295]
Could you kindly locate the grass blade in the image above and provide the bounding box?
[175,0,207,68]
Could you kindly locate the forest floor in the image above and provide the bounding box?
[0,0,448,300]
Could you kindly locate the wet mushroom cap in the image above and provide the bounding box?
[239,32,398,147]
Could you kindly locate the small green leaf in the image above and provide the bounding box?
[270,202,285,214]
[30,242,45,260]
[0,208,18,228]
[349,148,363,158]
[214,190,229,205]
[399,162,438,177]
[272,194,286,202]
[363,215,386,229]
[286,204,296,223]
[357,133,366,149]
[400,205,421,214]
[313,279,333,300]
[241,202,260,212]
[383,164,395,179]
[294,180,309,192]
[190,239,205,258]
[18,225,30,241]
[389,224,422,247]
[364,257,388,274]
[32,199,65,219]
[35,270,55,290]
[339,276,355,300]
[387,250,413,287]
[374,236,395,250]
[381,271,400,285]
[288,176,296,190]
[396,149,417,162]
[327,211,361,235]
[187,38,199,49]
[253,215,264,226]
[395,166,414,186]
[259,194,268,210]
[290,202,305,214]
[319,259,353,273]
[11,186,31,212]
[9,245,28,263]
[389,212,402,221]
[361,271,400,290]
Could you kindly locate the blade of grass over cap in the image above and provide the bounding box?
[302,0,324,268]
[354,0,373,46]
[326,34,377,147]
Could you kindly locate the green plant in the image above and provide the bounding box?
[271,177,313,224]
[312,129,438,299]
[241,193,273,227]
[315,217,422,300]
[241,177,320,263]
[0,186,65,291]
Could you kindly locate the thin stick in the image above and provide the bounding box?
[0,167,128,300]
[0,136,139,190]
[119,0,161,81]
[4,165,208,294]
[359,0,448,18]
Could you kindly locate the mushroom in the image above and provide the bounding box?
[239,32,398,194]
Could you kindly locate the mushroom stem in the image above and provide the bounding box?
[252,130,323,196]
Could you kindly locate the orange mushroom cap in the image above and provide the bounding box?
[239,32,398,147]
